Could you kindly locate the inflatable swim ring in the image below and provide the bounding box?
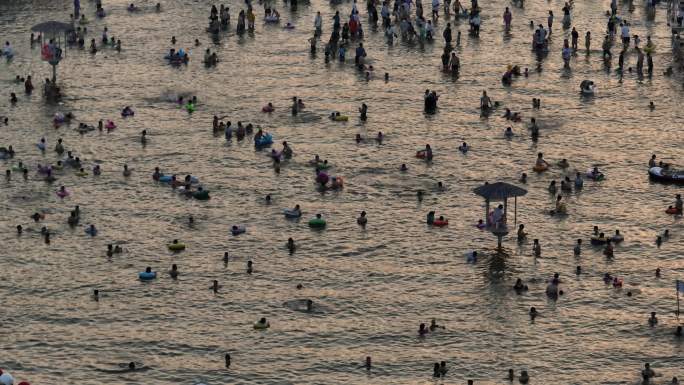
[193,190,210,200]
[665,207,680,215]
[56,189,69,198]
[533,164,549,172]
[139,271,157,281]
[231,225,246,236]
[105,120,116,130]
[255,134,273,147]
[586,169,605,181]
[0,371,15,385]
[168,243,186,251]
[283,209,302,218]
[254,321,270,329]
[75,171,88,177]
[432,219,449,227]
[262,105,274,112]
[330,176,344,189]
[121,110,135,117]
[649,167,684,184]
[308,218,326,228]
[590,236,608,245]
[416,150,427,159]
[158,175,173,183]
[332,115,349,122]
[85,227,98,236]
[185,103,195,113]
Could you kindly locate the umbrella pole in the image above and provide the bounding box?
[514,197,517,226]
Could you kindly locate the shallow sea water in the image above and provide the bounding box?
[1,0,683,384]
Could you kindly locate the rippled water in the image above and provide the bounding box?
[1,0,683,383]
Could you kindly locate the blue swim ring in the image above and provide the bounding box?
[255,134,273,147]
[139,271,157,280]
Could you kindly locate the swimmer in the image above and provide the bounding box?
[306,299,314,312]
[400,163,408,172]
[359,103,368,121]
[440,361,448,376]
[675,326,682,337]
[535,152,548,168]
[93,289,99,301]
[514,278,528,292]
[603,240,614,257]
[123,164,131,177]
[265,194,272,204]
[517,224,527,241]
[141,130,147,144]
[417,190,424,201]
[529,307,538,319]
[532,239,541,256]
[642,363,655,379]
[212,279,219,293]
[466,250,478,263]
[375,131,383,143]
[169,264,178,279]
[287,238,295,253]
[225,353,231,368]
[16,225,22,235]
[429,318,443,331]
[656,267,661,277]
[418,323,429,336]
[364,356,371,370]
[574,239,582,256]
[357,211,367,226]
[437,181,445,190]
[254,317,270,329]
[247,260,253,274]
[648,312,657,326]
[433,363,441,377]
[520,173,527,183]
[520,370,530,384]
[548,181,557,194]
[508,369,515,381]
[649,101,655,110]
[86,224,97,236]
[505,126,513,137]
[355,133,363,143]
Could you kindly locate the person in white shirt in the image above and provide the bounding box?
[620,23,630,46]
[314,11,322,36]
[432,0,440,18]
[492,204,505,224]
[2,41,13,58]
